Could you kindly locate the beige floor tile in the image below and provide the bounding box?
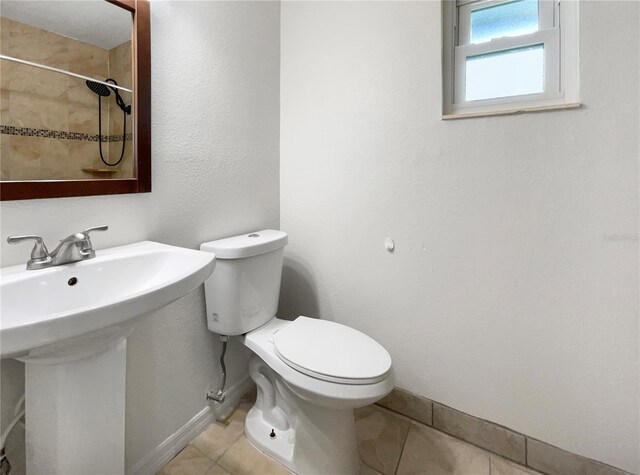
[354,405,375,421]
[191,403,248,461]
[157,445,215,475]
[355,405,411,475]
[360,462,384,474]
[491,455,542,475]
[396,423,491,475]
[217,436,291,475]
[205,463,232,475]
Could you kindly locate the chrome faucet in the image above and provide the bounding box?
[7,226,108,270]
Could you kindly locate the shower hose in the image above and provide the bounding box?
[97,95,128,167]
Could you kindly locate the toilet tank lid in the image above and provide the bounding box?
[200,230,288,259]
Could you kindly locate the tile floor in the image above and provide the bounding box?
[158,395,542,475]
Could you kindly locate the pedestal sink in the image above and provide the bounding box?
[0,241,216,474]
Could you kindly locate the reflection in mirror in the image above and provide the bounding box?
[0,1,133,181]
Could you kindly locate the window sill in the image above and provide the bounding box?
[442,102,581,120]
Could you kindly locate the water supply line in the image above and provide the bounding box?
[206,335,229,403]
[0,394,26,475]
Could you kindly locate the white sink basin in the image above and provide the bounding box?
[1,240,215,359]
[0,240,216,474]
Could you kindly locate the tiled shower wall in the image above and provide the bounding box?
[0,17,133,180]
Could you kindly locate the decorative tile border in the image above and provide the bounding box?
[376,387,635,475]
[0,125,132,143]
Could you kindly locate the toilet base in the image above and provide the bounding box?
[246,354,361,475]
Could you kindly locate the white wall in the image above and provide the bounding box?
[280,1,639,473]
[0,0,280,470]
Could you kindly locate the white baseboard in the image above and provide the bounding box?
[127,375,255,475]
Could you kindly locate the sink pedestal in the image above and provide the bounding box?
[23,339,127,474]
[2,240,216,474]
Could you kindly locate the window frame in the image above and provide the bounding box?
[457,0,555,45]
[442,0,579,119]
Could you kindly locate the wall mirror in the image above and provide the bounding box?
[0,0,150,200]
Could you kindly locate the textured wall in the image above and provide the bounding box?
[280,1,639,472]
[0,0,280,471]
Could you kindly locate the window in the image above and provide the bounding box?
[442,0,579,118]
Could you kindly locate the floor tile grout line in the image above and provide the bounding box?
[188,443,209,459]
[373,404,524,471]
[375,403,517,468]
[373,403,421,425]
[381,390,632,475]
[393,422,412,475]
[208,430,245,464]
[409,416,532,473]
[431,401,434,427]
[363,462,384,475]
[176,403,550,475]
[167,443,217,475]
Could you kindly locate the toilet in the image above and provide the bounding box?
[201,230,394,474]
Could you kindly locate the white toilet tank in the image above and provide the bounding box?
[200,230,288,336]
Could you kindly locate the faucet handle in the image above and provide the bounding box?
[83,225,109,235]
[7,235,52,269]
[78,225,108,259]
[7,235,50,258]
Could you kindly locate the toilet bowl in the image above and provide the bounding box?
[242,317,393,474]
[201,231,394,474]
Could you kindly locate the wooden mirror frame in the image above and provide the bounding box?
[0,0,151,201]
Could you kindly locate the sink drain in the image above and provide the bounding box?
[68,277,78,286]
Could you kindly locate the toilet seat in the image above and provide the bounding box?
[272,316,392,385]
[242,317,394,408]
